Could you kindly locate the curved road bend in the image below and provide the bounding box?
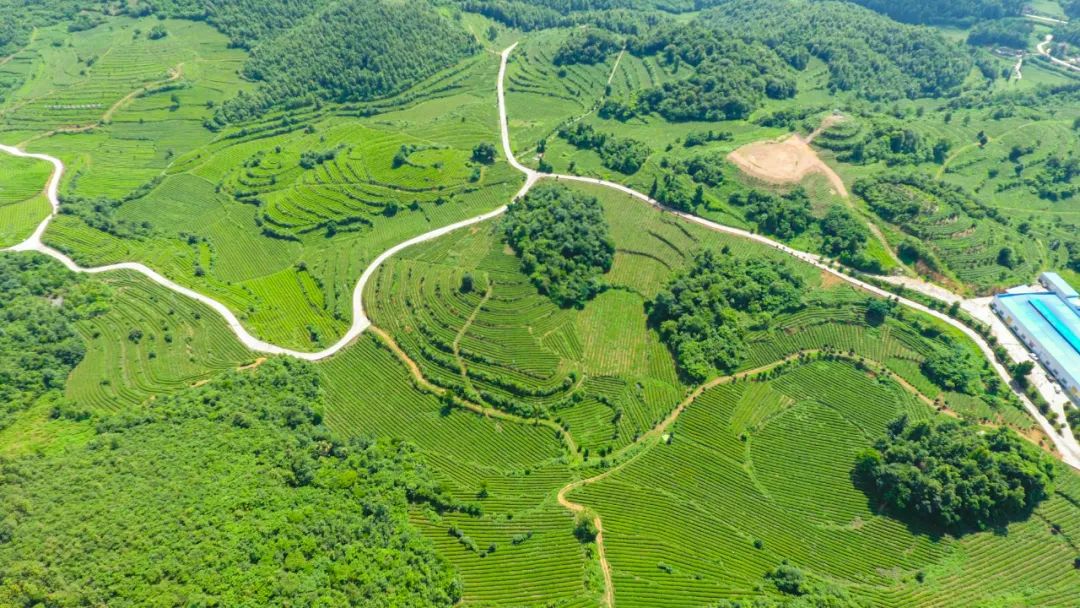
[1,44,1078,469]
[1038,35,1080,73]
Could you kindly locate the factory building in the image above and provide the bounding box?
[992,272,1080,405]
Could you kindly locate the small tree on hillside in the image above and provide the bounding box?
[471,143,496,165]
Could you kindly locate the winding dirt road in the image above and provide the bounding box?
[1037,34,1080,73]
[2,44,1078,467]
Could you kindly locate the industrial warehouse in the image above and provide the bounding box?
[993,272,1080,405]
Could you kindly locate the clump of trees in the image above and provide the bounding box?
[820,207,880,273]
[503,184,615,308]
[854,415,1056,532]
[650,250,804,381]
[730,189,813,240]
[471,142,497,164]
[683,129,734,148]
[553,28,621,65]
[299,148,338,169]
[558,122,651,174]
[921,345,979,394]
[967,18,1033,48]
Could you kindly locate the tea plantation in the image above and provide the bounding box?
[1,1,1078,606]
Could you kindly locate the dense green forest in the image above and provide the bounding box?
[843,0,1024,25]
[967,18,1034,48]
[0,255,109,430]
[650,250,804,380]
[0,358,464,607]
[503,184,615,308]
[855,416,1056,531]
[700,1,973,101]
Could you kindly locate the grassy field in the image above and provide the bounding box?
[0,151,50,247]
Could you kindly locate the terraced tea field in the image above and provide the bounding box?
[6,21,522,349]
[569,359,1080,607]
[0,151,50,246]
[66,271,253,412]
[2,7,1079,607]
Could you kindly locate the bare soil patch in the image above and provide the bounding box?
[728,118,848,198]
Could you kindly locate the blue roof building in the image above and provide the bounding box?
[993,272,1080,404]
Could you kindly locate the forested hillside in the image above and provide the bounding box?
[0,358,464,606]
[701,1,973,100]
[843,0,1024,25]
[0,0,477,122]
[550,0,973,124]
[0,255,108,430]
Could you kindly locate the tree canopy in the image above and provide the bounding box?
[844,0,1024,26]
[0,358,465,606]
[730,189,814,240]
[211,0,478,125]
[650,250,804,381]
[503,184,615,308]
[553,28,622,65]
[700,1,973,101]
[0,254,109,430]
[854,416,1056,532]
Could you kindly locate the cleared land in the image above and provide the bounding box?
[727,122,850,197]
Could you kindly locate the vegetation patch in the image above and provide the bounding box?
[855,415,1056,532]
[0,254,109,429]
[650,249,804,381]
[504,183,615,308]
[0,358,466,606]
